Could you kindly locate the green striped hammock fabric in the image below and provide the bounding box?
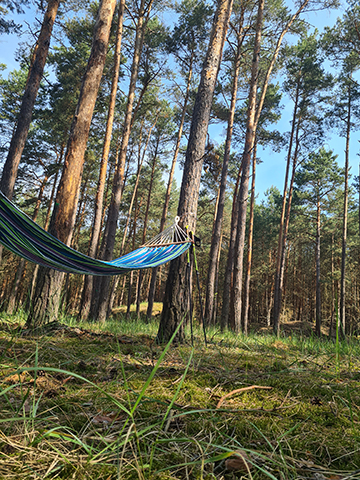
[0,191,191,275]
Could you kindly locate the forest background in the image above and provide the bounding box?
[0,0,360,341]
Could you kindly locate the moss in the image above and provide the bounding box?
[1,320,360,479]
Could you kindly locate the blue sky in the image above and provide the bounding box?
[1,1,359,203]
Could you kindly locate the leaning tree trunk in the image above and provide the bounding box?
[26,0,117,328]
[204,30,242,327]
[156,0,233,344]
[0,0,59,201]
[340,83,351,336]
[90,0,153,323]
[78,0,125,321]
[231,0,264,333]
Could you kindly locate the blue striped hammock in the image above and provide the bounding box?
[0,191,191,275]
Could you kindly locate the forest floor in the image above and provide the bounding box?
[0,312,360,480]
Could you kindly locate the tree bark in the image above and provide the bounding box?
[274,119,302,334]
[0,0,59,201]
[90,0,153,323]
[146,58,193,322]
[106,116,158,318]
[232,0,264,333]
[156,0,233,344]
[273,83,300,333]
[243,142,257,334]
[136,137,160,317]
[6,175,48,314]
[26,0,117,328]
[220,160,242,330]
[340,83,351,335]
[78,0,125,321]
[204,23,242,327]
[315,195,321,336]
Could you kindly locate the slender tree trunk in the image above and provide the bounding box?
[0,0,59,201]
[273,113,302,334]
[221,161,242,330]
[26,0,117,328]
[25,148,64,309]
[78,0,125,321]
[232,0,264,333]
[243,142,257,335]
[156,0,233,344]
[136,140,160,318]
[106,115,157,318]
[273,85,299,332]
[7,175,49,314]
[340,84,351,336]
[146,58,194,321]
[315,196,321,336]
[212,230,223,325]
[90,0,153,323]
[204,30,242,327]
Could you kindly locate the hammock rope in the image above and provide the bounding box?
[0,191,192,276]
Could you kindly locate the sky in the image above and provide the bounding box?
[0,1,359,203]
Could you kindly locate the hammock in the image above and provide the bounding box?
[0,191,191,276]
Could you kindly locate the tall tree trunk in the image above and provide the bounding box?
[204,27,242,327]
[90,0,153,323]
[0,0,59,201]
[315,195,321,336]
[221,161,242,330]
[146,57,194,322]
[156,0,233,344]
[106,116,158,318]
[273,84,299,332]
[7,175,49,314]
[243,142,257,335]
[25,146,64,310]
[232,0,264,333]
[78,0,125,321]
[340,84,351,335]
[136,139,160,317]
[212,229,223,325]
[273,113,302,334]
[26,0,117,328]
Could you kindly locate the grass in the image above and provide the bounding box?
[1,312,360,479]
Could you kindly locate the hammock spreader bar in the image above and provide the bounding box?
[0,191,192,276]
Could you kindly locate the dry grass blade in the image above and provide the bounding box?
[216,385,272,408]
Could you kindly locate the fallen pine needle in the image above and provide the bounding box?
[216,385,272,409]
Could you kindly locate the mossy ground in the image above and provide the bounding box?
[0,313,360,479]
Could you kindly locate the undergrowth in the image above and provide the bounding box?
[1,312,360,479]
